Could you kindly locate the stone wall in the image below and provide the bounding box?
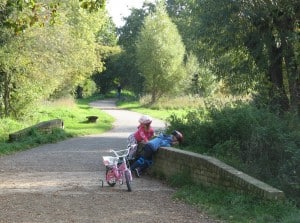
[9,119,64,142]
[151,147,284,201]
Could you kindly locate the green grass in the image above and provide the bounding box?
[0,95,114,156]
[38,97,114,136]
[116,94,250,121]
[166,172,300,223]
[173,184,300,223]
[117,96,300,223]
[117,99,188,120]
[1,94,299,222]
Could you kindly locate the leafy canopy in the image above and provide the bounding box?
[136,1,186,103]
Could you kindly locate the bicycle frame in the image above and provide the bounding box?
[102,148,133,191]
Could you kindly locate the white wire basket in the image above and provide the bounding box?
[102,156,118,167]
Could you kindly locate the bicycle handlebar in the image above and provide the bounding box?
[110,148,130,158]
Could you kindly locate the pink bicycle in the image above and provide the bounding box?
[102,148,133,192]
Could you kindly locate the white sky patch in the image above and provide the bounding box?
[106,0,155,27]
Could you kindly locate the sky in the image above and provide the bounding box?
[106,0,155,27]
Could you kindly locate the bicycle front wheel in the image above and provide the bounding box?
[125,170,132,192]
[106,167,116,187]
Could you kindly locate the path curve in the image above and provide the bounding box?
[0,99,221,223]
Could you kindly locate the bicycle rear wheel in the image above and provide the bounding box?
[125,170,132,192]
[106,167,116,187]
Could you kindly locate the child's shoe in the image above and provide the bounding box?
[134,168,140,178]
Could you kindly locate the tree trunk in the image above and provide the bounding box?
[277,14,300,115]
[283,41,300,115]
[3,72,11,117]
[267,36,290,113]
[0,71,3,117]
[151,91,156,104]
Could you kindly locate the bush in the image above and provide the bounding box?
[76,79,97,99]
[168,104,300,205]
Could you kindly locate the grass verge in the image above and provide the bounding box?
[167,172,300,223]
[0,95,114,156]
[118,96,300,223]
[173,184,300,223]
[117,99,187,121]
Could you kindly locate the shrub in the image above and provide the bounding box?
[76,79,97,99]
[168,104,300,205]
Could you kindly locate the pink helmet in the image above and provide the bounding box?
[138,115,152,124]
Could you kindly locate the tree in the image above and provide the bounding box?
[50,1,106,98]
[185,52,217,97]
[91,12,121,94]
[92,45,122,94]
[166,0,300,115]
[0,0,105,34]
[0,0,107,118]
[135,1,186,103]
[116,2,156,94]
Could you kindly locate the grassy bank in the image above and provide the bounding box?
[0,95,114,156]
[117,95,300,223]
[173,184,300,223]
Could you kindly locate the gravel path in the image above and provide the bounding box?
[0,99,221,223]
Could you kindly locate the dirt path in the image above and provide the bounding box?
[0,99,221,223]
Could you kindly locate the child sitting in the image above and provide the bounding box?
[127,115,154,160]
[130,130,183,177]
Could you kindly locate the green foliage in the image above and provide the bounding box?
[184,52,217,97]
[0,0,109,118]
[96,15,118,46]
[167,108,210,148]
[0,0,105,37]
[79,0,105,12]
[90,12,121,95]
[76,79,97,99]
[118,93,300,208]
[92,46,123,94]
[167,103,300,205]
[168,168,193,188]
[1,0,60,34]
[0,96,113,156]
[115,3,156,94]
[37,98,113,136]
[0,127,70,156]
[117,95,200,121]
[0,118,25,142]
[136,1,186,102]
[174,184,300,223]
[166,0,300,114]
[50,2,106,96]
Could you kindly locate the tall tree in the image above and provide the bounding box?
[167,0,300,114]
[51,1,106,97]
[91,10,121,94]
[116,2,155,94]
[0,0,107,118]
[136,1,186,103]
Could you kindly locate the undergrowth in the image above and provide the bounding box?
[168,172,300,223]
[118,95,300,221]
